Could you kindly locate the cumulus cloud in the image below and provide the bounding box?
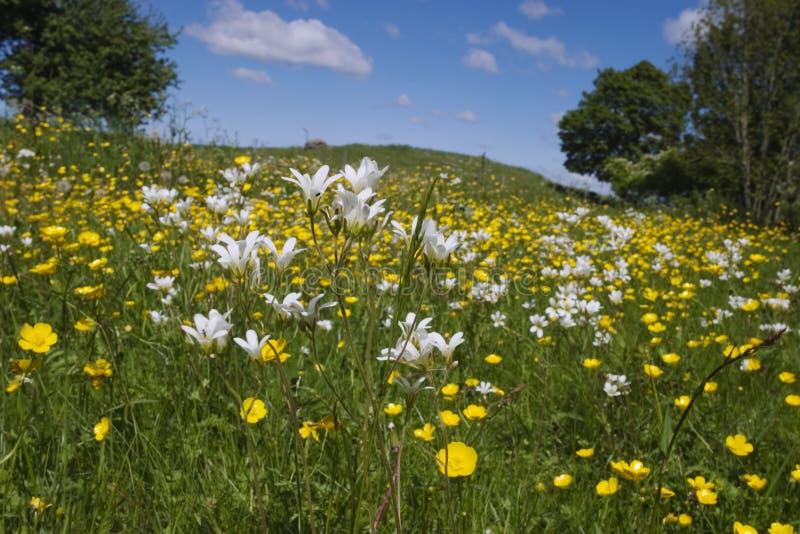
[462,48,498,74]
[231,67,274,85]
[663,7,705,46]
[396,93,410,107]
[519,1,561,20]
[385,24,400,39]
[186,0,372,77]
[491,22,598,69]
[454,110,477,123]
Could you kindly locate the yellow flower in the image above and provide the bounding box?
[29,496,52,513]
[462,404,487,420]
[643,364,663,378]
[733,521,759,534]
[648,322,666,333]
[742,358,761,371]
[74,317,96,331]
[740,299,760,312]
[785,394,800,407]
[704,381,718,394]
[742,473,767,490]
[413,423,436,442]
[240,398,267,423]
[484,353,502,364]
[383,403,403,416]
[93,416,110,441]
[436,442,477,477]
[610,459,650,481]
[674,395,691,410]
[73,284,105,299]
[6,378,23,394]
[299,421,320,441]
[387,370,401,384]
[440,383,460,398]
[687,475,715,490]
[695,488,718,505]
[41,225,68,241]
[9,358,42,374]
[582,358,601,369]
[83,358,112,389]
[553,474,573,488]
[641,312,658,325]
[234,155,251,165]
[726,434,754,456]
[18,323,58,353]
[576,448,594,459]
[439,410,460,427]
[769,522,796,534]
[677,514,692,527]
[658,486,675,498]
[778,371,797,384]
[595,476,619,496]
[661,352,681,365]
[261,338,291,363]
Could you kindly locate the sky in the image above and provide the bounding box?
[146,1,703,194]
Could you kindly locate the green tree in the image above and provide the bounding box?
[558,60,691,183]
[0,0,178,129]
[686,0,800,224]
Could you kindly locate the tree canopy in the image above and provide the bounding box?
[0,0,178,129]
[685,0,800,223]
[557,60,691,183]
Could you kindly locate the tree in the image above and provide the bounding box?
[0,0,178,129]
[558,60,691,183]
[685,0,800,224]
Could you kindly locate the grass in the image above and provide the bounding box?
[1,114,799,533]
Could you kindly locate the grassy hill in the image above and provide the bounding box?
[1,115,798,532]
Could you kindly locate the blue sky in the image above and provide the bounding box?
[148,0,703,193]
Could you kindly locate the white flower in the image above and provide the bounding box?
[603,374,630,397]
[16,148,35,158]
[263,237,304,272]
[282,165,340,214]
[0,225,16,238]
[264,291,303,320]
[149,310,168,325]
[181,309,233,356]
[529,314,549,338]
[341,157,388,193]
[283,294,336,331]
[333,187,386,235]
[210,231,264,280]
[234,329,270,361]
[490,311,506,328]
[146,275,176,293]
[141,185,178,210]
[424,331,464,361]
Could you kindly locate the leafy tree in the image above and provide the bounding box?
[685,0,800,224]
[0,0,178,129]
[558,60,691,183]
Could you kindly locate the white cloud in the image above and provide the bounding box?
[519,1,561,20]
[385,24,400,39]
[462,48,498,74]
[466,32,490,45]
[491,22,598,69]
[186,0,372,77]
[396,93,410,107]
[410,116,428,126]
[454,110,477,123]
[231,67,274,85]
[663,7,704,46]
[556,88,569,98]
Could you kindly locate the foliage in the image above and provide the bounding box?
[603,147,695,198]
[0,116,799,532]
[558,60,691,182]
[684,0,800,224]
[0,0,178,129]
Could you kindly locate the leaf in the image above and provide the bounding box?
[660,407,673,454]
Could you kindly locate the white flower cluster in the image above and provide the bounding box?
[378,312,464,366]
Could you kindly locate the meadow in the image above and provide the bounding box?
[1,114,799,533]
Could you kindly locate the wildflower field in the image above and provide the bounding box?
[1,115,799,533]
